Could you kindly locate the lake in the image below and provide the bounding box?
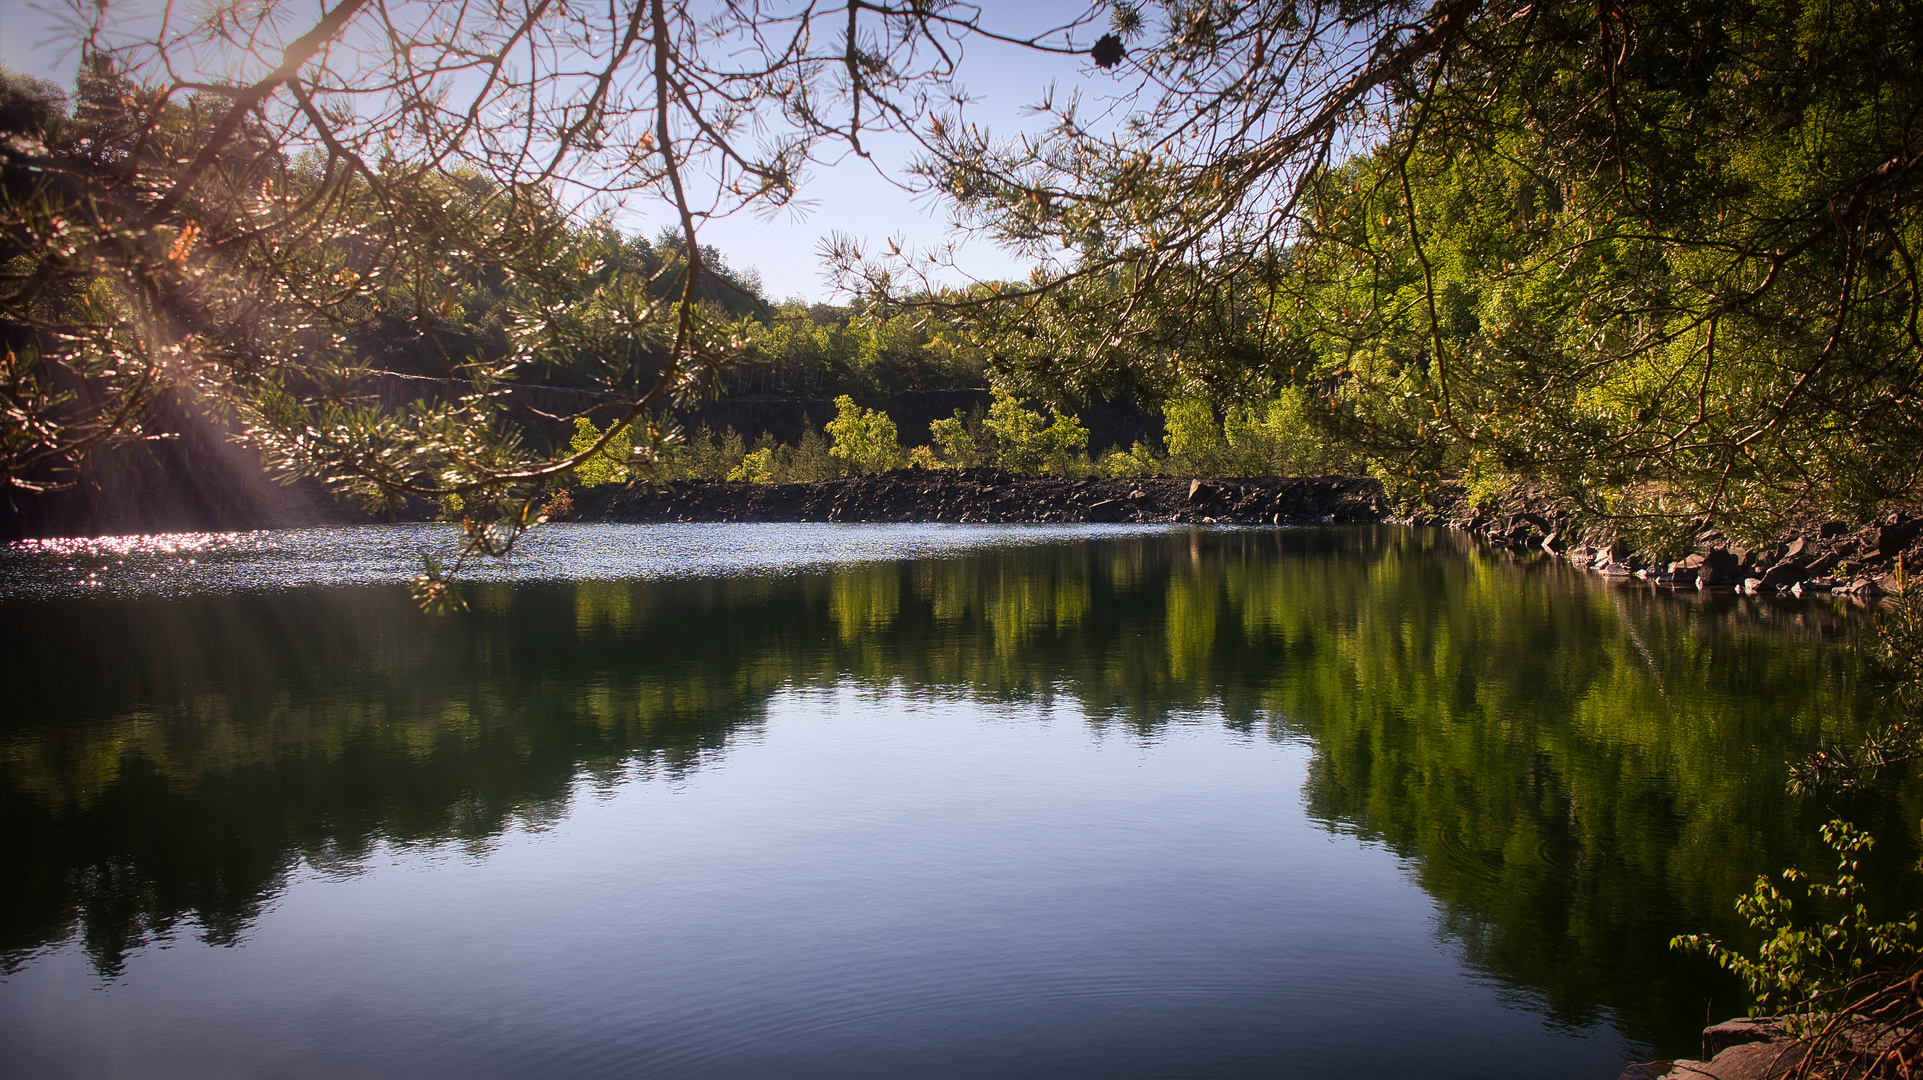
[0,523,1908,1078]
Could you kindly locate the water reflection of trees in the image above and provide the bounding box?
[1,527,1907,1052]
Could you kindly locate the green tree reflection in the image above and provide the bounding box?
[0,528,1908,1055]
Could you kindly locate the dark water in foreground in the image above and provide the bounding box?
[0,523,1912,1078]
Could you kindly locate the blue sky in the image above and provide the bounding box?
[0,0,1113,302]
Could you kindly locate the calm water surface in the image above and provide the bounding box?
[0,523,1908,1078]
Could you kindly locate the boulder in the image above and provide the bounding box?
[1877,518,1923,556]
[1704,1017,1788,1058]
[1660,1040,1801,1080]
[1695,550,1742,586]
[1619,1018,1797,1080]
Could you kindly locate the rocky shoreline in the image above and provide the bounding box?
[563,469,1922,600]
[566,469,1391,527]
[1406,488,1922,601]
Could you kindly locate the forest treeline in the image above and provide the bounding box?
[7,0,1922,554]
[0,59,1366,506]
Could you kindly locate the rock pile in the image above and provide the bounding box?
[1406,495,1923,600]
[569,469,1389,527]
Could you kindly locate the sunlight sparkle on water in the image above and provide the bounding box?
[0,523,1173,600]
[5,531,280,592]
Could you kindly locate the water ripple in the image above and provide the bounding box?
[0,522,1174,600]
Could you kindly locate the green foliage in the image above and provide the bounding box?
[889,0,1923,539]
[728,447,774,483]
[569,418,632,488]
[929,408,987,468]
[1674,821,1922,1026]
[1099,442,1163,478]
[774,428,841,483]
[733,304,987,400]
[983,389,1088,475]
[1793,569,1923,794]
[825,395,902,474]
[667,425,748,481]
[1162,398,1228,477]
[1223,389,1363,477]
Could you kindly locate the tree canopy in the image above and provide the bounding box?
[871,0,1923,545]
[3,0,1919,565]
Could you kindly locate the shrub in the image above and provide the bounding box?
[774,427,841,482]
[825,394,902,474]
[1100,441,1162,478]
[1673,820,1921,1026]
[983,389,1088,475]
[930,408,986,468]
[1162,397,1229,477]
[728,447,774,483]
[569,417,632,487]
[1222,388,1362,476]
[669,425,747,480]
